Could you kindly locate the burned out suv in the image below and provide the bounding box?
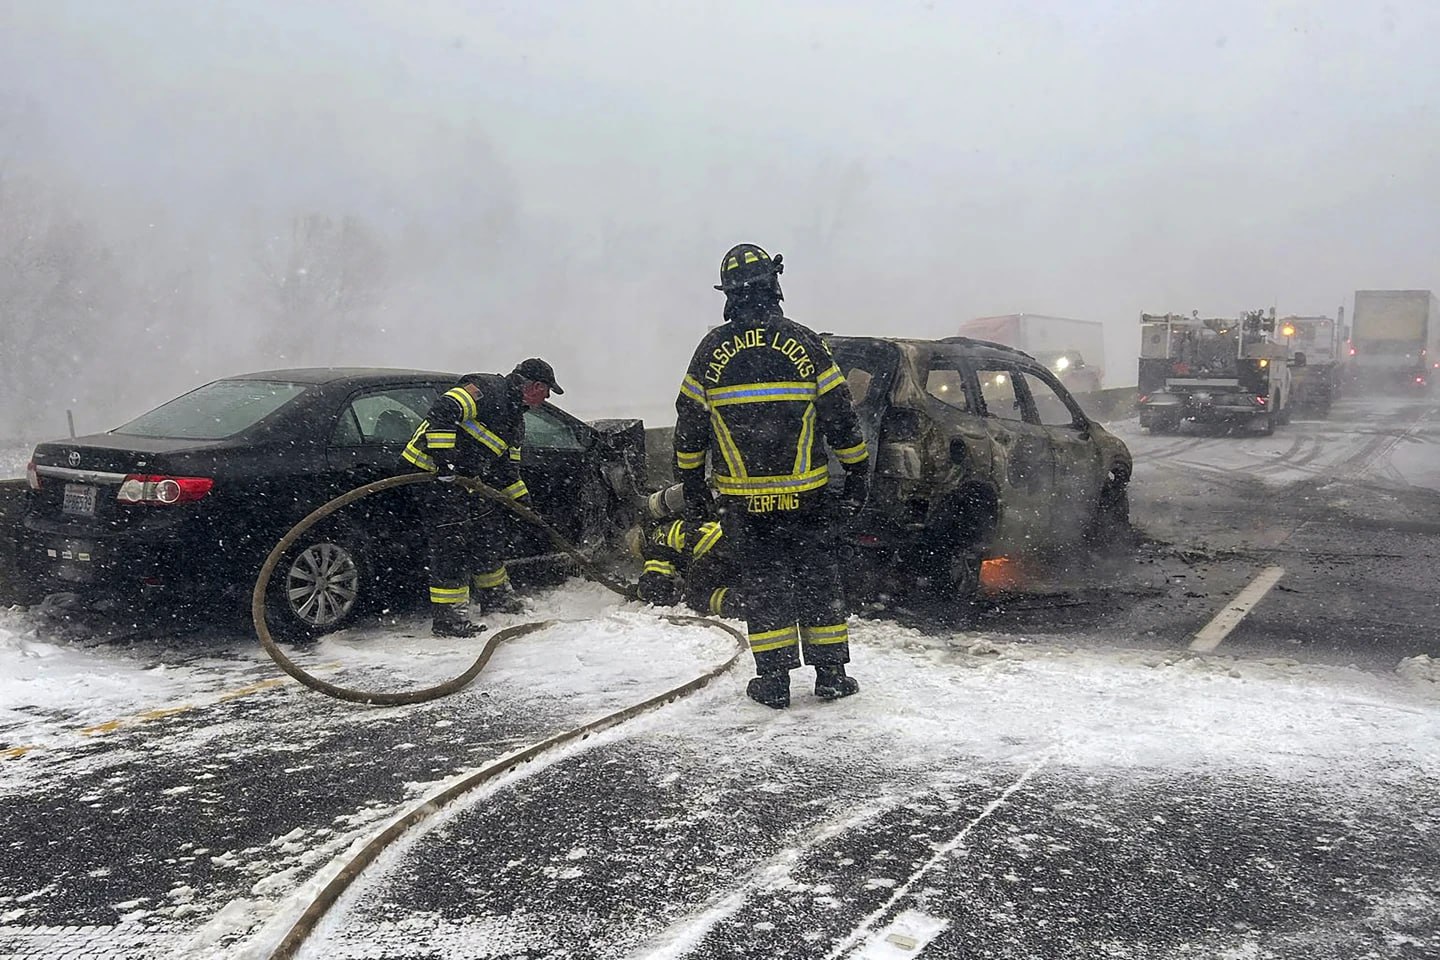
[827,336,1132,597]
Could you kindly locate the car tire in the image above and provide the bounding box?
[1086,481,1131,548]
[265,527,372,642]
[1258,413,1275,436]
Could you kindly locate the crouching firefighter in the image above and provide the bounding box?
[673,243,871,708]
[402,358,564,637]
[630,501,741,619]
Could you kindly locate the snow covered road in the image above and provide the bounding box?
[3,397,1440,958]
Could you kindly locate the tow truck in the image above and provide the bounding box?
[1137,308,1296,436]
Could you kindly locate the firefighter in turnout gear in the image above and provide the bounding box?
[631,504,741,619]
[673,244,871,708]
[402,358,564,637]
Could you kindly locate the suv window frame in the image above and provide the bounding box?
[968,359,1037,424]
[1015,362,1090,430]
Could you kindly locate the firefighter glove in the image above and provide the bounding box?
[840,469,871,517]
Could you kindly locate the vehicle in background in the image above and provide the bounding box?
[1136,309,1295,436]
[21,369,646,638]
[1348,290,1439,393]
[1278,313,1346,417]
[826,335,1132,601]
[957,314,1108,394]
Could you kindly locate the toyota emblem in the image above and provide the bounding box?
[67,451,81,467]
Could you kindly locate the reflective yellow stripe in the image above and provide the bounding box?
[793,404,816,475]
[427,430,457,450]
[675,448,706,471]
[430,586,469,604]
[509,447,522,462]
[444,386,478,420]
[748,625,799,652]
[709,587,729,616]
[800,623,849,645]
[503,479,529,500]
[693,522,722,558]
[707,381,817,406]
[403,444,437,472]
[680,375,709,408]
[710,411,747,478]
[644,559,677,576]
[472,567,509,590]
[461,419,508,456]
[834,441,869,465]
[815,364,845,396]
[714,467,829,497]
[665,520,686,551]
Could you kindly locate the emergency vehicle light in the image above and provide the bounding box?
[117,475,214,505]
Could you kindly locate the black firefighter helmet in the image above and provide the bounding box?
[714,243,784,299]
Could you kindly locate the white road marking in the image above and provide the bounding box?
[825,750,1053,960]
[1188,566,1286,653]
[855,910,949,958]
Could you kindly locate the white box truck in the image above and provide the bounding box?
[957,314,1106,393]
[1350,290,1440,393]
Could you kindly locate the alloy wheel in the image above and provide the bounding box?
[285,542,361,628]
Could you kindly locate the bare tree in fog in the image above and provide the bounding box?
[250,213,387,364]
[0,170,120,438]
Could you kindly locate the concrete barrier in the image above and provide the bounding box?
[1078,386,1138,423]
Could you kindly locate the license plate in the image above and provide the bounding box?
[62,483,98,517]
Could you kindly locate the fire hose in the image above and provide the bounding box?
[251,470,745,704]
[253,472,748,958]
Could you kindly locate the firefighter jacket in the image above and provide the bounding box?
[402,373,530,502]
[674,311,869,515]
[637,517,735,616]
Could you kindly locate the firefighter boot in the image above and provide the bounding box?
[746,669,791,709]
[477,586,525,616]
[814,664,860,701]
[431,604,486,638]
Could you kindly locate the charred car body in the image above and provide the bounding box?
[1137,310,1295,435]
[21,369,645,636]
[826,335,1132,598]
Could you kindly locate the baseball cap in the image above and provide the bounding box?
[513,358,564,395]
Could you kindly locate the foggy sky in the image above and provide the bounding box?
[2,0,1438,430]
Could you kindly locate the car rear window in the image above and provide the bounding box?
[829,339,900,407]
[112,379,310,440]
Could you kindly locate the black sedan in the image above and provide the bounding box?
[21,369,646,637]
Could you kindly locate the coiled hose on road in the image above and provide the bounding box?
[251,471,743,704]
[251,472,749,958]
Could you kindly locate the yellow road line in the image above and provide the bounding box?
[3,666,335,760]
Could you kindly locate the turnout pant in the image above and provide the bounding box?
[727,508,850,674]
[422,482,511,607]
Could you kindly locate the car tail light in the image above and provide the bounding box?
[116,475,214,505]
[1348,346,1357,356]
[1137,394,1149,404]
[1255,396,1267,405]
[1417,376,1427,386]
[25,460,40,491]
